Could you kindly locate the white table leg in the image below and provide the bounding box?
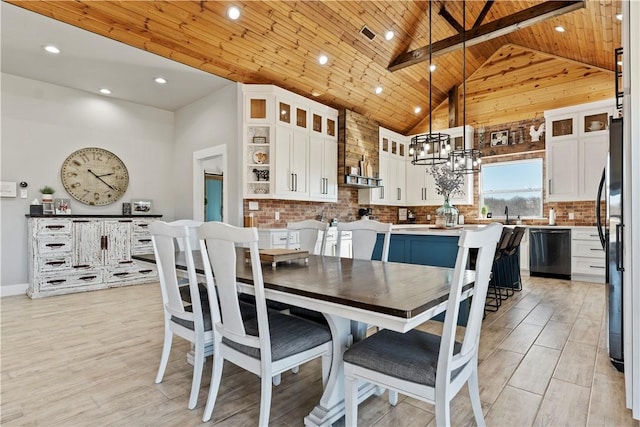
[304,314,377,426]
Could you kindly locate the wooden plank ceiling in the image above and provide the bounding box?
[9,0,622,135]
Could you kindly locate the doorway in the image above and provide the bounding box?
[193,145,227,223]
[205,173,223,221]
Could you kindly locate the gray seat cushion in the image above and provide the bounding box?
[343,329,461,387]
[222,312,331,361]
[172,297,257,333]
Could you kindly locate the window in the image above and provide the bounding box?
[480,158,543,218]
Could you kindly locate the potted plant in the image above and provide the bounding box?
[39,186,55,202]
[430,165,464,227]
[481,205,488,219]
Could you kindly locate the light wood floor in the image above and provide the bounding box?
[1,275,637,426]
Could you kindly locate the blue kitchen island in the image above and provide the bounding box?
[372,225,486,325]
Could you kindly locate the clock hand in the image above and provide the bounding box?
[88,169,118,191]
[96,173,114,177]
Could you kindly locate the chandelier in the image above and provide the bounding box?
[448,0,482,174]
[410,0,451,165]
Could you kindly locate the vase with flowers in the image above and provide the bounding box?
[430,165,464,227]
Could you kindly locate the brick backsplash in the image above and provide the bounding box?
[244,116,600,228]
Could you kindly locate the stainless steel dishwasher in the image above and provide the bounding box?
[529,228,572,280]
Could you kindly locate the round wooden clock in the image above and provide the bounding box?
[61,147,129,206]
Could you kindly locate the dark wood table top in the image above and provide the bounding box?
[134,249,475,321]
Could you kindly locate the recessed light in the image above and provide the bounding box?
[429,64,437,72]
[616,13,623,21]
[384,30,394,41]
[414,107,422,114]
[43,45,60,54]
[311,90,321,97]
[375,86,383,94]
[154,77,167,84]
[99,88,112,95]
[227,6,240,20]
[318,54,328,65]
[554,26,565,33]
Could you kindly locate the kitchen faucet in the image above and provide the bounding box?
[504,206,510,225]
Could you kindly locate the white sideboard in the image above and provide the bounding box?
[27,216,160,298]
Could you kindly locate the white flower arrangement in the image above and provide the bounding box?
[429,164,465,200]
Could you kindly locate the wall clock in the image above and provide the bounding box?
[61,147,129,206]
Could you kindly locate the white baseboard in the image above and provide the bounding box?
[1,283,28,297]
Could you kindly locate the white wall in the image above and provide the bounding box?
[0,73,176,287]
[173,83,241,225]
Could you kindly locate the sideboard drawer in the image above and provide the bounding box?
[38,255,73,272]
[37,237,72,254]
[36,219,72,235]
[39,270,103,290]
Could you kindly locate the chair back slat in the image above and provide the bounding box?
[151,221,193,315]
[337,219,392,261]
[438,223,502,380]
[286,219,329,255]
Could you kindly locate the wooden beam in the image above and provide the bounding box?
[439,5,464,34]
[388,0,585,72]
[448,86,459,128]
[472,0,494,29]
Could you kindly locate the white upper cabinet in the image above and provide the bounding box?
[309,110,338,201]
[358,127,407,206]
[242,84,338,202]
[545,99,614,201]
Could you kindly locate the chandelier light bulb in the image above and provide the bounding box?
[429,64,436,72]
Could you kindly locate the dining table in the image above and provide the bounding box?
[133,249,475,427]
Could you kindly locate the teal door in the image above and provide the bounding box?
[205,174,223,222]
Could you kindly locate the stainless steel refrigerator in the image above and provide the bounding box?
[596,116,624,372]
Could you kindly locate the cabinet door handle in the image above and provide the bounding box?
[113,272,130,277]
[589,248,603,251]
[137,223,149,228]
[380,186,384,199]
[79,275,98,281]
[138,239,152,243]
[548,179,552,193]
[291,173,295,191]
[45,261,65,266]
[47,279,66,285]
[119,220,133,223]
[616,223,624,271]
[139,269,153,274]
[398,188,401,200]
[119,260,133,264]
[45,225,65,230]
[295,174,298,191]
[590,265,606,269]
[73,264,90,269]
[73,220,90,223]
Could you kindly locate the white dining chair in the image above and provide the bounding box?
[337,219,392,340]
[337,219,392,262]
[286,219,329,255]
[197,222,333,425]
[343,223,503,427]
[150,220,212,410]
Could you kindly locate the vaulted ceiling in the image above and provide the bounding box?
[8,1,622,135]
